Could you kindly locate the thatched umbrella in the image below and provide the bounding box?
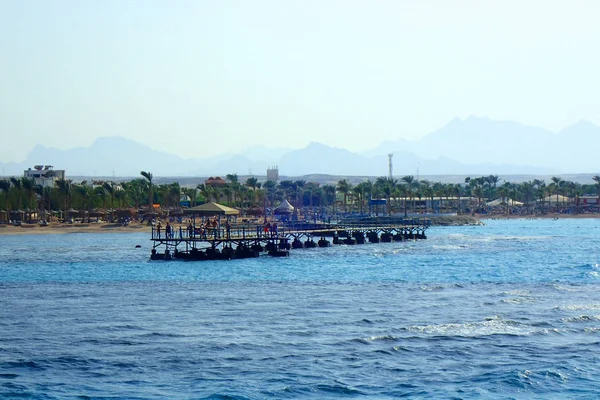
[246,206,264,216]
[10,209,25,221]
[90,209,106,218]
[115,208,137,219]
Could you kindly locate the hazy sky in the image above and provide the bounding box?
[1,0,599,162]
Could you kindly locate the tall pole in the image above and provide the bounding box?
[388,153,393,180]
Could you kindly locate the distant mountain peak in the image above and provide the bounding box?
[562,119,599,131]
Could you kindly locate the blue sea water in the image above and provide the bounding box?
[2,218,600,399]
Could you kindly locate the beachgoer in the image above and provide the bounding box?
[166,222,171,238]
[225,221,231,239]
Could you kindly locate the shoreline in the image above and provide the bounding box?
[1,213,599,235]
[477,212,600,220]
[0,222,152,235]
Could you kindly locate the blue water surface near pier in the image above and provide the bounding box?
[2,218,600,398]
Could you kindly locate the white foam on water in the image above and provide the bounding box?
[561,315,600,323]
[555,304,600,311]
[408,316,545,337]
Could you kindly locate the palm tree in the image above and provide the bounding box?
[452,184,463,214]
[103,181,115,220]
[337,179,352,214]
[226,173,239,185]
[592,176,600,208]
[488,175,501,199]
[262,180,277,211]
[35,184,53,222]
[353,182,370,215]
[245,177,259,191]
[322,184,337,214]
[374,177,396,215]
[222,186,233,206]
[121,179,144,210]
[114,190,127,209]
[196,183,214,203]
[169,183,181,209]
[0,179,11,220]
[294,180,306,214]
[56,178,72,221]
[550,176,565,210]
[182,187,198,207]
[95,186,107,209]
[21,178,36,222]
[220,175,239,206]
[401,175,416,215]
[140,171,153,211]
[75,184,94,222]
[9,177,23,210]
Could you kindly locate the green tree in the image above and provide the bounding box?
[336,179,352,214]
[56,178,73,221]
[140,171,154,211]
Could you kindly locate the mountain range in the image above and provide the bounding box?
[1,116,599,178]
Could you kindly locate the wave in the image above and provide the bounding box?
[419,283,464,291]
[562,315,600,323]
[555,304,600,311]
[351,335,398,344]
[406,316,553,337]
[432,244,468,250]
[551,284,580,292]
[2,360,45,371]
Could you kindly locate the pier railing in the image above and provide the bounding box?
[151,218,430,241]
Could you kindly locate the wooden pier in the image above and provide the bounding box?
[149,218,430,261]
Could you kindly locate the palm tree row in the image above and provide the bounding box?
[3,173,600,220]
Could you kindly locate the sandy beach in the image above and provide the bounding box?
[477,212,600,220]
[2,213,600,235]
[0,221,153,235]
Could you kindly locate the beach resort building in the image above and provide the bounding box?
[23,165,65,188]
[267,166,279,182]
[204,177,227,187]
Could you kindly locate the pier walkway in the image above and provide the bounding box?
[150,218,430,261]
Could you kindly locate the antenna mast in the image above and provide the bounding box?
[388,153,393,179]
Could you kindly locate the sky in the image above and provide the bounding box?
[1,0,600,163]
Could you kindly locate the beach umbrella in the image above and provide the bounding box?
[184,202,240,216]
[115,208,136,218]
[67,208,79,215]
[246,206,264,216]
[274,199,294,215]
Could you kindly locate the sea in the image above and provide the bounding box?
[1,218,600,399]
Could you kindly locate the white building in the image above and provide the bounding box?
[266,166,279,182]
[23,165,65,188]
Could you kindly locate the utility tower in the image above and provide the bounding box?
[388,153,393,179]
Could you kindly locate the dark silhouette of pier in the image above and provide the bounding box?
[150,219,430,261]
